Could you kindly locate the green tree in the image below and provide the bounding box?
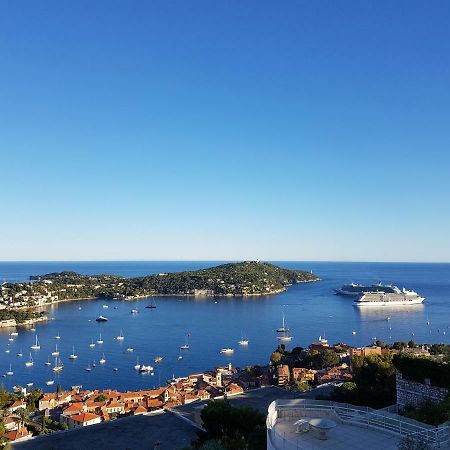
[95,394,108,402]
[316,350,340,369]
[197,400,266,450]
[270,351,282,365]
[296,382,311,392]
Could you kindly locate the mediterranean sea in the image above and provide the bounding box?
[0,261,449,392]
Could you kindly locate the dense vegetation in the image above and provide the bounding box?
[393,353,450,389]
[402,395,450,426]
[324,354,396,408]
[270,344,342,370]
[0,309,46,324]
[1,262,319,307]
[187,400,266,450]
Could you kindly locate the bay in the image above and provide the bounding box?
[0,261,449,392]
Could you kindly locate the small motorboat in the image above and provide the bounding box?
[154,356,163,363]
[96,316,108,322]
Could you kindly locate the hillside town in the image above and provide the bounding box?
[0,336,356,445]
[2,336,446,447]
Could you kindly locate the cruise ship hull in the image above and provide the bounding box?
[353,297,424,307]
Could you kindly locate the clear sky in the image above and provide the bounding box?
[1,1,449,262]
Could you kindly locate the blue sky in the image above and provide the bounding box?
[1,1,449,261]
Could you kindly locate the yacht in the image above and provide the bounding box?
[26,382,33,387]
[277,312,289,333]
[353,289,425,307]
[25,353,34,367]
[96,334,104,345]
[238,338,249,346]
[17,350,23,357]
[102,304,109,309]
[46,380,54,386]
[30,336,40,350]
[55,333,61,340]
[138,364,154,373]
[334,283,401,296]
[69,345,78,360]
[220,348,234,354]
[8,335,14,342]
[116,330,125,341]
[96,315,108,322]
[89,339,96,348]
[131,308,138,314]
[85,361,92,372]
[51,344,59,357]
[6,364,13,376]
[5,349,10,354]
[99,354,106,364]
[11,332,18,337]
[52,357,63,372]
[134,357,141,371]
[154,356,163,363]
[126,347,134,352]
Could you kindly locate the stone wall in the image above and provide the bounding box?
[396,370,449,410]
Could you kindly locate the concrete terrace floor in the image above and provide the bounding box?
[273,418,401,450]
[12,412,197,450]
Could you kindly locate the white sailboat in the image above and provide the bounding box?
[238,331,249,346]
[89,338,96,348]
[276,312,289,333]
[55,333,61,340]
[31,335,40,350]
[69,345,78,360]
[180,334,190,350]
[96,334,104,344]
[116,329,124,341]
[51,344,59,356]
[17,349,23,357]
[134,357,141,371]
[52,357,63,372]
[99,353,106,364]
[44,356,51,366]
[25,353,34,367]
[85,361,92,372]
[6,364,13,376]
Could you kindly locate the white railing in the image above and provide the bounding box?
[267,399,450,449]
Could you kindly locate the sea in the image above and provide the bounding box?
[0,261,449,393]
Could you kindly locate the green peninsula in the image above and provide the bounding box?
[1,262,319,312]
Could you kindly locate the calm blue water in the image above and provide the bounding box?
[0,261,449,393]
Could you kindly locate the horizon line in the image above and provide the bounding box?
[0,259,449,264]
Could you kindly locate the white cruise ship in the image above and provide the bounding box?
[353,288,424,307]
